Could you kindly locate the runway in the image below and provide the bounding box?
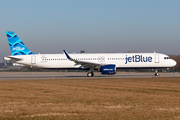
[0,72,179,80]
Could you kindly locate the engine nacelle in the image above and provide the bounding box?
[101,64,116,74]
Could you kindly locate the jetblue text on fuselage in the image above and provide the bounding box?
[125,55,152,64]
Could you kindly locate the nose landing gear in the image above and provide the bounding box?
[155,69,159,76]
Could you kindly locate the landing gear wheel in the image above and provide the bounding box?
[87,72,94,77]
[154,69,159,76]
[155,73,159,76]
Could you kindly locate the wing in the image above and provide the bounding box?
[63,50,101,69]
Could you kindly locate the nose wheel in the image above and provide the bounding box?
[155,69,159,76]
[87,71,94,77]
[155,73,159,76]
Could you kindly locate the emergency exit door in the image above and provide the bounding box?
[31,56,36,64]
[155,54,159,63]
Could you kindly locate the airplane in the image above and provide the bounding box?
[4,31,177,77]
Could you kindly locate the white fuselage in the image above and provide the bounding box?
[4,53,176,69]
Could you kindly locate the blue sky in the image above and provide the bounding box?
[0,0,180,59]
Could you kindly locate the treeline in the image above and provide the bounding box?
[0,62,13,67]
[169,55,180,71]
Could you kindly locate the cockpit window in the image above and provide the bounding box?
[164,57,170,60]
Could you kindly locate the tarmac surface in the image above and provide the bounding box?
[0,72,179,80]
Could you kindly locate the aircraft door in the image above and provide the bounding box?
[155,54,159,63]
[31,56,36,64]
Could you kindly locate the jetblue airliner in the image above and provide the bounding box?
[4,31,176,77]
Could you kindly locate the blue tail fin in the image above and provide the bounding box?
[6,31,35,56]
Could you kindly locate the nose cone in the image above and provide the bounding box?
[171,60,177,67]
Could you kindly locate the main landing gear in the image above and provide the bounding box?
[87,67,94,77]
[87,71,94,77]
[155,69,159,76]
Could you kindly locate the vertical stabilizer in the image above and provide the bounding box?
[6,31,35,56]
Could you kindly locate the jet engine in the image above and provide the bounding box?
[101,64,116,74]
